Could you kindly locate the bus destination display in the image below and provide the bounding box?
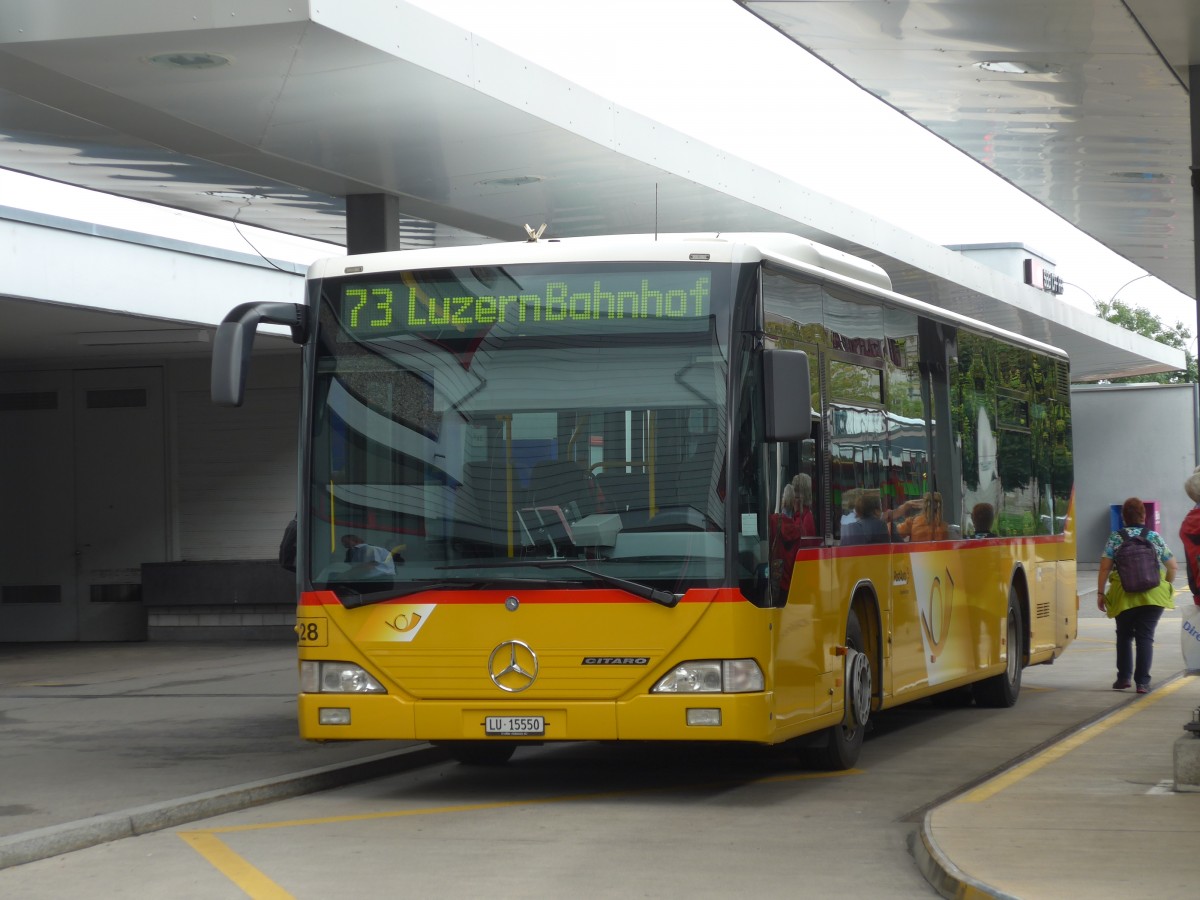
[341,270,711,337]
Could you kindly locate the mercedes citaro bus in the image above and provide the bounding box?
[212,232,1076,768]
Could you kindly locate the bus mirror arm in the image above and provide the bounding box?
[763,348,812,442]
[211,302,308,407]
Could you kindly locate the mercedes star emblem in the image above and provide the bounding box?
[488,639,538,692]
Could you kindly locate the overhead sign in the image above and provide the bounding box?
[339,269,713,337]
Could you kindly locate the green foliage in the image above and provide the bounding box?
[1094,298,1197,383]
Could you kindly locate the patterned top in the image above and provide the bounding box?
[1102,526,1173,564]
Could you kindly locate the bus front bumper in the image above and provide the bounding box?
[298,691,777,743]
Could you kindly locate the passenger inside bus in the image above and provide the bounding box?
[790,473,817,538]
[841,491,890,545]
[893,492,948,542]
[840,488,861,529]
[770,483,805,595]
[970,502,997,538]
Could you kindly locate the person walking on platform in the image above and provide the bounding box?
[1179,466,1200,607]
[1096,497,1176,694]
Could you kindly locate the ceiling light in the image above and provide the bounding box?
[974,61,1061,76]
[78,330,211,346]
[478,176,545,187]
[145,52,231,69]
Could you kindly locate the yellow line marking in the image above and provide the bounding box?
[177,832,293,899]
[178,766,859,894]
[959,675,1196,803]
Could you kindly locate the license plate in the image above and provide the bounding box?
[485,715,545,736]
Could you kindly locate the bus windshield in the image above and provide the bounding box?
[308,262,733,600]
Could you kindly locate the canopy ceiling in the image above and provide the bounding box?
[0,0,1191,380]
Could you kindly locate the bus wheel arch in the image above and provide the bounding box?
[804,588,880,770]
[972,575,1027,708]
[1010,567,1032,664]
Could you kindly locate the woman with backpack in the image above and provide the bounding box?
[1096,496,1176,694]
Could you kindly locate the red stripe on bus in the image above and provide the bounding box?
[298,587,745,607]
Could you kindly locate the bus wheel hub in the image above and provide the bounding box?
[845,649,871,728]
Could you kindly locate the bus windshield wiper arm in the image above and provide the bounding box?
[440,560,678,607]
[547,562,679,607]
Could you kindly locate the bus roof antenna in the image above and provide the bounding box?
[524,223,547,242]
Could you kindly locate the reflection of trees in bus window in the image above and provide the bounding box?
[994,346,1036,535]
[951,331,1063,538]
[762,270,826,415]
[1028,355,1072,535]
[997,427,1035,535]
[828,359,882,405]
[884,307,928,520]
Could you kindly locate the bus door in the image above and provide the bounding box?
[767,423,824,725]
[895,318,967,689]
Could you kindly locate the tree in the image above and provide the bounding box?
[1094,298,1197,383]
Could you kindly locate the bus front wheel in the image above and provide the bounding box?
[805,614,871,770]
[972,589,1024,708]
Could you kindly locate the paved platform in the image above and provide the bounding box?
[2,567,1199,899]
[0,641,438,869]
[913,566,1200,899]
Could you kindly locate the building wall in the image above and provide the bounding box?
[1071,383,1199,562]
[0,208,313,640]
[151,354,300,638]
[166,355,300,560]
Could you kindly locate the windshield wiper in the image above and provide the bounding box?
[440,561,679,608]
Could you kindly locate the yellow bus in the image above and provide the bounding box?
[213,232,1076,768]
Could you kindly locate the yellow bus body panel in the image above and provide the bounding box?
[298,518,1075,744]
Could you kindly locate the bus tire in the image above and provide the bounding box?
[805,613,870,770]
[435,741,518,765]
[972,589,1024,708]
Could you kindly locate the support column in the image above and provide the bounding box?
[345,193,400,254]
[1191,67,1200,462]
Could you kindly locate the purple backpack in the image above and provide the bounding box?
[1113,528,1160,593]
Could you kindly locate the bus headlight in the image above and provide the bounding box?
[651,659,764,693]
[300,661,386,694]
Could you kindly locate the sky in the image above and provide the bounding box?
[1,0,1195,346]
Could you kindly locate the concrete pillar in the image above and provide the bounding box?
[1175,734,1200,791]
[345,193,400,254]
[1190,67,1200,457]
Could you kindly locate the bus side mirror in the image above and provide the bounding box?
[763,348,812,442]
[211,302,308,407]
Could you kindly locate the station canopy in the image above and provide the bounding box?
[0,0,1193,381]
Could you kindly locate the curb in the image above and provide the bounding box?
[909,668,1192,899]
[0,744,443,871]
[909,813,1017,900]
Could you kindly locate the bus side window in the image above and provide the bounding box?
[830,407,888,544]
